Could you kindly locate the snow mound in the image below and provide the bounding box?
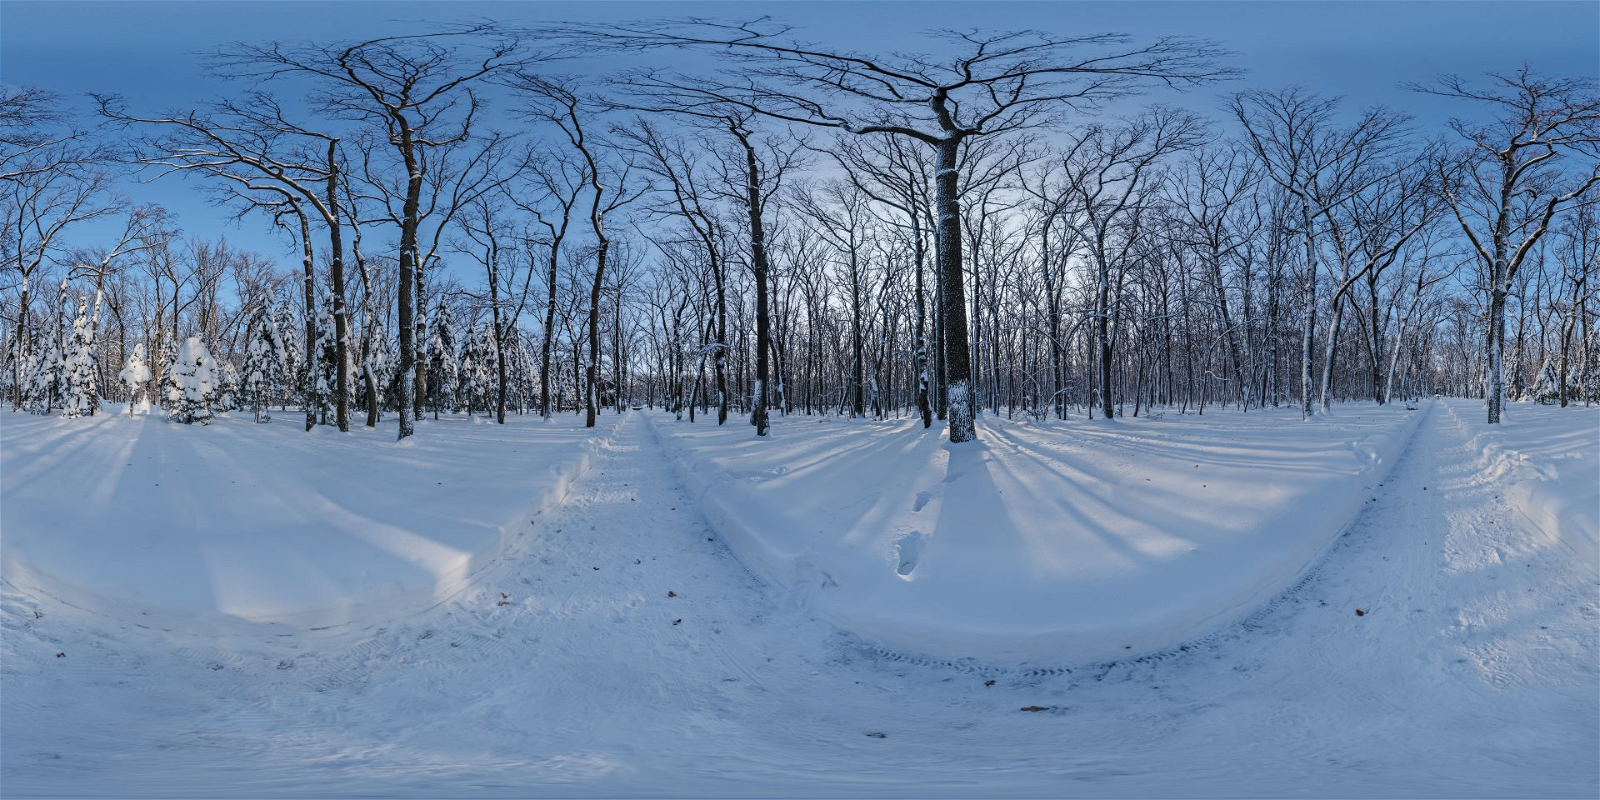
[1,410,623,634]
[1441,398,1599,571]
[649,402,1426,664]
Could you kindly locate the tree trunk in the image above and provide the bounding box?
[1487,286,1507,424]
[738,128,773,436]
[935,136,976,442]
[297,209,317,432]
[395,130,422,440]
[1299,200,1318,421]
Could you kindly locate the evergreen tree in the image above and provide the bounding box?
[358,333,394,421]
[23,299,66,415]
[273,290,302,410]
[214,361,241,413]
[1582,328,1600,404]
[1,329,18,407]
[1530,358,1576,406]
[118,342,153,416]
[241,302,282,423]
[459,321,496,415]
[170,336,217,425]
[426,302,459,416]
[23,336,63,415]
[312,294,338,423]
[158,337,180,411]
[60,298,99,418]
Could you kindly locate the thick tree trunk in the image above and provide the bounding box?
[1097,252,1114,420]
[1318,297,1344,415]
[413,256,427,423]
[540,251,558,419]
[911,204,931,428]
[297,210,317,432]
[1487,286,1507,424]
[935,137,976,442]
[11,280,28,412]
[738,130,773,436]
[395,132,422,441]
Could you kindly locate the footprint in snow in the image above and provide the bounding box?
[895,531,927,578]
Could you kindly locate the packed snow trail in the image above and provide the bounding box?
[3,402,1595,797]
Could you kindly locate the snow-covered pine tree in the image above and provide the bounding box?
[158,337,180,412]
[312,294,338,424]
[241,302,281,423]
[60,298,99,418]
[170,336,217,425]
[426,301,459,417]
[214,360,241,413]
[361,334,394,421]
[118,342,153,416]
[473,321,499,414]
[273,290,302,411]
[509,331,535,414]
[458,321,497,416]
[458,321,481,415]
[1531,359,1563,405]
[1582,328,1600,405]
[1,328,18,407]
[24,325,65,415]
[21,349,47,414]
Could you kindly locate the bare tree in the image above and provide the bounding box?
[216,25,531,439]
[511,76,641,428]
[561,19,1232,441]
[0,105,113,411]
[100,92,356,430]
[1415,67,1600,423]
[1058,107,1206,419]
[506,143,587,420]
[1232,88,1411,419]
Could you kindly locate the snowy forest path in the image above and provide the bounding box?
[2,407,1595,797]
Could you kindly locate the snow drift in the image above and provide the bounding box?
[1441,397,1599,571]
[1,409,623,634]
[648,402,1427,664]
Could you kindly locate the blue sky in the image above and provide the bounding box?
[3,1,1597,265]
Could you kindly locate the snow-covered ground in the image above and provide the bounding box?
[649,403,1424,663]
[1441,398,1599,568]
[2,399,1595,797]
[1,409,620,634]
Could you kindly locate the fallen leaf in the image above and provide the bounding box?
[1355,609,1366,617]
[984,680,996,687]
[668,591,677,598]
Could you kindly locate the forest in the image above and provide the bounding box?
[3,8,1598,797]
[5,20,1596,439]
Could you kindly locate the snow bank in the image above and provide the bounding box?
[1,409,623,634]
[1441,398,1598,571]
[648,403,1425,664]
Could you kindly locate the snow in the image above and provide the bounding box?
[1442,398,1599,570]
[2,399,1595,796]
[648,401,1426,663]
[1,409,621,634]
